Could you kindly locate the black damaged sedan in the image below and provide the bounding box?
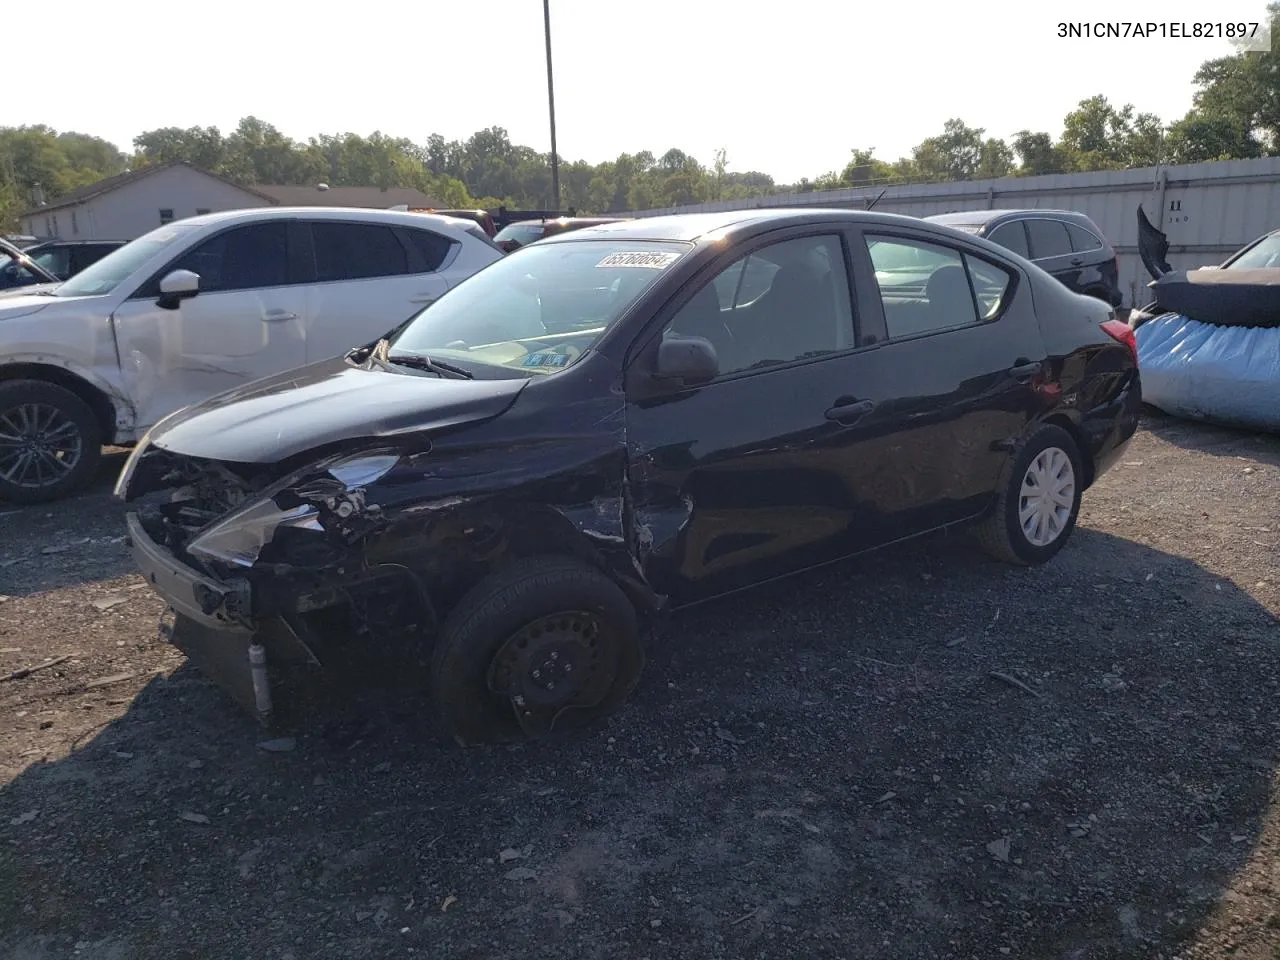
[116,209,1141,745]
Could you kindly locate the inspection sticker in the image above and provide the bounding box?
[596,251,680,269]
[522,351,572,368]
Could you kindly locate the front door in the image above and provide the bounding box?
[624,230,904,606]
[111,220,308,431]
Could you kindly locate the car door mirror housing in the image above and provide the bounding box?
[158,269,200,309]
[654,335,719,386]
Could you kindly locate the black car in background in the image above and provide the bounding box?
[926,209,1123,307]
[117,208,1141,745]
[493,216,631,253]
[0,238,126,290]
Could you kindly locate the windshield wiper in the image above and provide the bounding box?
[386,351,474,379]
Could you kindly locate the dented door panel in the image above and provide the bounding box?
[111,287,307,433]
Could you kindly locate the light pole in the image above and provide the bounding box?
[543,0,560,211]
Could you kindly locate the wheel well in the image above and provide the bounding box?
[0,363,119,444]
[1041,413,1095,487]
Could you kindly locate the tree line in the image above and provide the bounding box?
[3,3,1279,231]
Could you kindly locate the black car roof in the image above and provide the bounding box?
[537,208,947,244]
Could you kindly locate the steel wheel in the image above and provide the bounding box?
[1017,446,1075,547]
[487,610,618,738]
[0,401,84,491]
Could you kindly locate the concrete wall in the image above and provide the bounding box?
[629,157,1280,307]
[22,166,271,240]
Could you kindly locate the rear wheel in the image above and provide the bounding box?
[975,424,1082,566]
[0,380,102,505]
[429,556,645,746]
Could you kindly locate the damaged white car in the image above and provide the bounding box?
[0,207,504,503]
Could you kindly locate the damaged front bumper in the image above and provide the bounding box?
[125,512,318,722]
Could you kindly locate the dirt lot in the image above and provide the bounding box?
[1,411,1278,960]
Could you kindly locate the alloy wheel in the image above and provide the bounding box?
[0,402,84,490]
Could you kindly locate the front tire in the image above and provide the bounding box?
[976,424,1083,566]
[0,380,102,505]
[429,556,645,746]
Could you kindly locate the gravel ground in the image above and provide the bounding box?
[1,411,1278,960]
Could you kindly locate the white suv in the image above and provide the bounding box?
[0,207,504,503]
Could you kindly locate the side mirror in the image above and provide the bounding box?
[654,335,719,386]
[157,269,200,310]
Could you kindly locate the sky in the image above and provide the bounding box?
[14,0,1274,184]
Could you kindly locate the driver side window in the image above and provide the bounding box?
[665,235,854,378]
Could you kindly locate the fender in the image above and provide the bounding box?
[0,353,138,440]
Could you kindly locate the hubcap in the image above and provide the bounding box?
[487,611,617,737]
[1018,446,1075,547]
[0,403,83,490]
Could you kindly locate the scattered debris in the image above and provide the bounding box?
[504,866,537,881]
[715,727,745,745]
[441,895,458,912]
[989,671,1044,699]
[256,737,296,753]
[730,907,761,926]
[85,673,134,690]
[180,812,210,825]
[1,654,74,683]
[9,810,38,826]
[986,837,1012,863]
[498,847,524,863]
[91,596,128,612]
[1101,674,1128,693]
[372,761,391,773]
[40,545,69,555]
[874,791,897,804]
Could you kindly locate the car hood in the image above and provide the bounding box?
[0,290,58,316]
[147,355,531,463]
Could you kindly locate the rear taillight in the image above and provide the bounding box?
[1100,318,1138,365]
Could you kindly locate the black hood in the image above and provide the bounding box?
[146,355,529,463]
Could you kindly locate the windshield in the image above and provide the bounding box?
[493,223,547,246]
[54,224,196,297]
[1225,233,1280,269]
[390,239,692,374]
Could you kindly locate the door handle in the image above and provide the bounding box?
[263,310,297,322]
[1070,257,1083,266]
[825,398,876,423]
[409,293,437,304]
[1010,361,1042,379]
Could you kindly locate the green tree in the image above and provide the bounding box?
[911,119,986,181]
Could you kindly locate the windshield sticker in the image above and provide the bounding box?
[522,351,571,368]
[596,251,680,269]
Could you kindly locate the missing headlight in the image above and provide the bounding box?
[186,450,401,569]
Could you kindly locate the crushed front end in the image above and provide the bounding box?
[117,441,436,723]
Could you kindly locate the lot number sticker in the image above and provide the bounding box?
[596,251,680,269]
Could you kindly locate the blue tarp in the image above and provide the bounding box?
[1136,313,1280,433]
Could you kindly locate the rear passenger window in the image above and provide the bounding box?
[987,221,1029,258]
[312,222,409,282]
[965,257,1014,319]
[1065,222,1103,253]
[1026,219,1072,260]
[866,236,1012,338]
[406,228,455,271]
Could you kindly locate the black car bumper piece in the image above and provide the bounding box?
[126,513,316,721]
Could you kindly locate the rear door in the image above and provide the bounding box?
[299,220,453,361]
[850,226,1049,529]
[624,228,916,605]
[111,220,309,429]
